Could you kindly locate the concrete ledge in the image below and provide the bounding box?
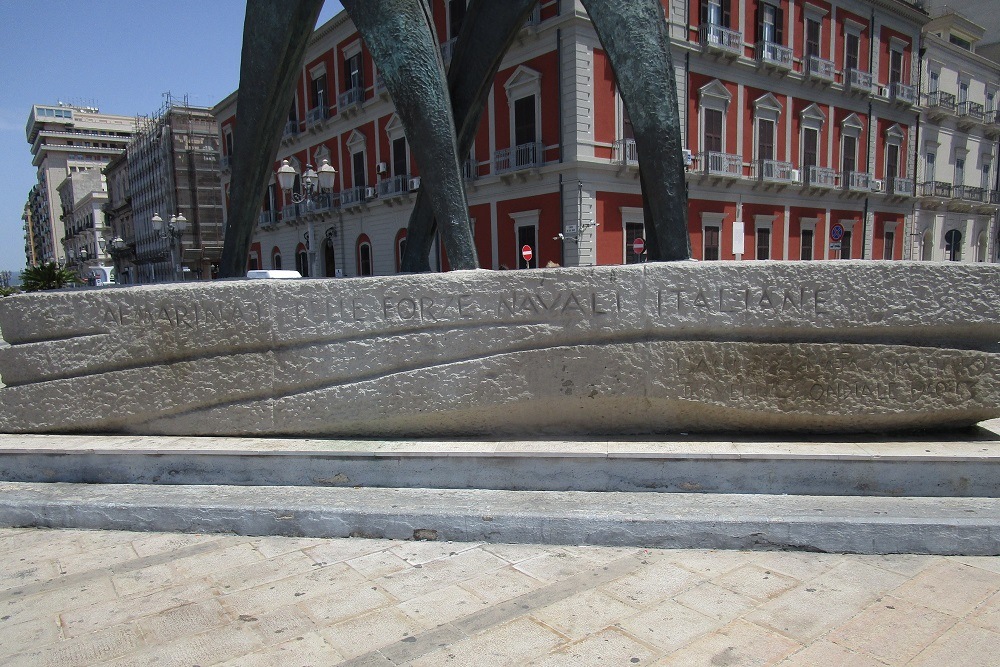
[1,481,997,555]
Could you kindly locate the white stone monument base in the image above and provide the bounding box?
[0,262,997,436]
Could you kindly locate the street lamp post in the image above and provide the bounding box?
[151,212,188,282]
[277,158,337,277]
[99,236,128,284]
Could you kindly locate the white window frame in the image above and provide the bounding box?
[510,209,541,268]
[753,93,782,163]
[843,19,865,71]
[754,215,775,260]
[888,37,908,84]
[883,221,898,260]
[346,130,367,189]
[699,79,732,153]
[385,114,409,178]
[701,212,726,260]
[504,66,542,150]
[840,113,864,175]
[884,124,904,179]
[621,206,645,262]
[799,217,818,260]
[800,103,826,168]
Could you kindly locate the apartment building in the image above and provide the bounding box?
[23,103,135,265]
[914,3,1000,262]
[216,0,982,278]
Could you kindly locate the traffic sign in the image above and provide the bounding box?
[632,238,646,255]
[829,242,842,251]
[830,223,845,241]
[521,245,533,263]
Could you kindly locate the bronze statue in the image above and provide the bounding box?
[220,0,689,278]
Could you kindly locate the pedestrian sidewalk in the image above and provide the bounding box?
[1,528,999,666]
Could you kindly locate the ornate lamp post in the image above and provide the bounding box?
[99,236,129,284]
[277,158,337,277]
[151,212,188,282]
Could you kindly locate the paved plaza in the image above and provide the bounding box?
[1,527,999,666]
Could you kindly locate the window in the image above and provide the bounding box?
[800,228,814,260]
[704,108,723,153]
[929,70,939,93]
[310,72,328,112]
[448,0,466,38]
[352,150,366,188]
[624,214,645,264]
[845,32,860,71]
[702,0,730,27]
[959,80,969,104]
[982,160,992,192]
[224,130,233,158]
[922,229,934,261]
[884,231,895,259]
[323,237,337,277]
[392,137,408,178]
[757,118,775,161]
[704,225,721,260]
[757,3,782,44]
[988,91,996,113]
[272,249,282,270]
[803,128,819,169]
[345,52,364,92]
[842,135,857,175]
[889,49,904,84]
[945,229,962,261]
[357,237,373,276]
[955,157,966,187]
[514,95,537,147]
[977,231,988,262]
[950,34,972,50]
[395,229,407,272]
[756,227,771,260]
[517,223,537,269]
[295,247,310,277]
[806,18,821,59]
[841,230,853,259]
[926,151,936,182]
[886,143,900,180]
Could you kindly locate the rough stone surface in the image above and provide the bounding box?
[0,262,997,435]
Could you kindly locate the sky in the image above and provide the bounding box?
[0,1,343,276]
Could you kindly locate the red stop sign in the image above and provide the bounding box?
[632,238,646,255]
[521,245,533,262]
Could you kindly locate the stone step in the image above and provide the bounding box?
[1,429,999,497]
[1,481,998,555]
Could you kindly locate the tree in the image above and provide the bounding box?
[0,271,16,297]
[20,263,79,292]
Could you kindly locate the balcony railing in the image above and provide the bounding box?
[305,105,328,126]
[494,142,543,173]
[954,185,987,203]
[338,87,363,110]
[463,158,478,181]
[845,171,873,192]
[259,211,277,227]
[888,177,914,197]
[924,90,956,113]
[752,159,793,182]
[377,174,413,197]
[891,82,917,106]
[524,4,541,28]
[282,120,298,138]
[698,151,742,177]
[754,41,792,69]
[992,190,1000,205]
[806,165,837,188]
[440,37,457,65]
[613,138,638,166]
[920,181,952,198]
[309,192,337,213]
[340,186,370,207]
[957,100,985,122]
[807,55,835,82]
[847,69,873,93]
[281,204,299,221]
[699,24,742,56]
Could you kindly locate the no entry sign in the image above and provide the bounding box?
[632,238,646,255]
[521,245,533,263]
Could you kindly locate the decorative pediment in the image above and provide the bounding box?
[699,79,732,105]
[346,129,367,151]
[885,123,904,141]
[385,114,405,139]
[841,113,864,131]
[753,92,782,114]
[800,103,826,123]
[313,144,331,163]
[504,65,542,100]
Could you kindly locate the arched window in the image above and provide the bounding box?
[357,234,373,276]
[921,229,934,261]
[977,231,988,262]
[295,243,310,277]
[271,247,282,270]
[944,229,962,262]
[395,228,407,272]
[324,236,337,277]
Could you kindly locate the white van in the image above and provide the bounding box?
[246,270,302,279]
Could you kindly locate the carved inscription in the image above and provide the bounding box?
[101,301,262,329]
[659,344,993,408]
[657,286,830,317]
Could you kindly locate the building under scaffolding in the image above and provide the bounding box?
[116,95,224,283]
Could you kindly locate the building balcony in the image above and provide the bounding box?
[992,190,1000,206]
[697,151,742,178]
[807,55,835,83]
[890,82,917,106]
[924,91,956,120]
[920,180,952,200]
[525,4,541,28]
[280,204,299,222]
[613,138,638,167]
[494,142,543,174]
[374,73,388,98]
[340,185,373,208]
[805,165,837,189]
[309,192,337,213]
[844,171,873,192]
[754,41,792,70]
[377,174,414,197]
[752,158,793,183]
[699,24,742,57]
[282,120,299,138]
[305,105,329,127]
[953,185,987,203]
[957,101,985,127]
[338,87,364,112]
[846,68,873,94]
[463,158,479,181]
[259,210,277,227]
[887,176,914,197]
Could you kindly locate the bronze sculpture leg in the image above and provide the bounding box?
[343,0,478,270]
[580,0,691,260]
[220,0,324,279]
[400,0,539,272]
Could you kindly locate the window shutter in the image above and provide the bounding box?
[722,0,731,28]
[756,3,764,43]
[700,0,708,27]
[775,6,784,44]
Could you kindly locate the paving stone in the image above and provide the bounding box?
[3,623,144,667]
[304,537,401,566]
[398,583,492,628]
[599,557,703,608]
[672,582,758,623]
[665,549,764,577]
[907,622,1000,667]
[531,588,640,639]
[58,582,211,638]
[319,607,425,660]
[1,576,118,629]
[889,560,1000,616]
[244,604,317,646]
[390,540,483,566]
[0,615,62,659]
[735,551,841,582]
[98,623,264,667]
[968,589,1000,633]
[514,548,619,583]
[208,549,319,593]
[377,548,509,601]
[300,582,395,625]
[128,531,227,558]
[655,618,801,666]
[136,598,230,644]
[406,617,565,667]
[344,548,411,579]
[56,543,140,577]
[110,563,184,598]
[826,595,958,664]
[459,565,548,604]
[616,599,722,653]
[168,542,264,580]
[249,535,330,559]
[774,640,888,667]
[218,562,365,616]
[710,564,801,602]
[216,631,345,666]
[529,627,659,666]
